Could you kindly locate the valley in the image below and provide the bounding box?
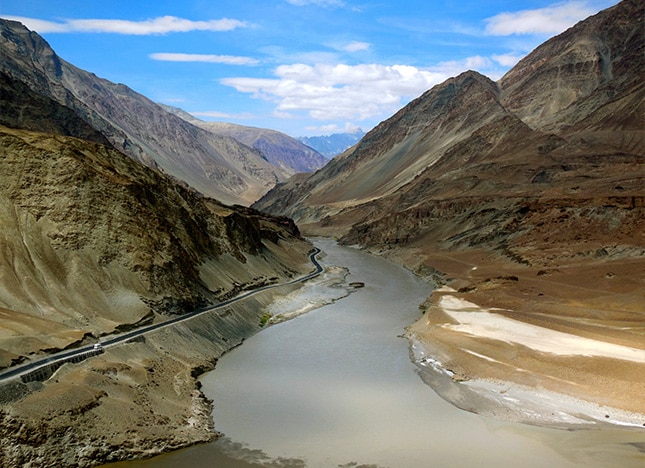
[255,0,645,427]
[0,0,642,466]
[106,239,645,468]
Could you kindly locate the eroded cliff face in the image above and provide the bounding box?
[500,0,643,132]
[0,125,311,368]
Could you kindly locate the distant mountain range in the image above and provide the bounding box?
[0,20,328,206]
[160,104,328,176]
[298,130,366,158]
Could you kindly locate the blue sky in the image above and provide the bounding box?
[2,0,618,137]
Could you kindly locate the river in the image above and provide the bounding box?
[121,238,644,467]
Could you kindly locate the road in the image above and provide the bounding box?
[0,247,323,383]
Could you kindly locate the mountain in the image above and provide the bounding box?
[298,129,365,158]
[0,119,316,465]
[161,106,328,176]
[0,18,321,466]
[0,62,316,463]
[0,19,289,206]
[0,15,317,388]
[256,0,643,252]
[0,119,312,366]
[197,122,328,175]
[255,0,644,416]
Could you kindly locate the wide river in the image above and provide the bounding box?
[126,239,644,467]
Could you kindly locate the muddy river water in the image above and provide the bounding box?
[126,239,644,467]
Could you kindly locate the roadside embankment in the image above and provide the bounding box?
[0,277,310,468]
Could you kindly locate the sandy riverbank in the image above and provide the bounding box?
[406,279,645,429]
[263,265,353,324]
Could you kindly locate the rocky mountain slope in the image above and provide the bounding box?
[298,129,365,158]
[161,106,328,176]
[0,122,312,368]
[256,0,643,255]
[0,16,319,465]
[0,83,314,464]
[0,23,315,366]
[198,121,328,175]
[255,0,644,416]
[0,19,289,206]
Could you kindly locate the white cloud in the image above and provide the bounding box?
[428,55,494,77]
[343,41,371,53]
[343,122,362,133]
[221,54,509,123]
[3,15,249,35]
[150,53,259,65]
[464,55,490,69]
[306,122,362,134]
[306,123,342,133]
[2,16,68,33]
[222,63,450,121]
[484,1,597,35]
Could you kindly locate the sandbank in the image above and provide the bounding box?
[408,288,645,429]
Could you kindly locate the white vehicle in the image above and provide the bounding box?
[93,343,103,351]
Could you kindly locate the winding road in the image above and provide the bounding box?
[0,247,323,384]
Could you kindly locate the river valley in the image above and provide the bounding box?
[109,239,645,468]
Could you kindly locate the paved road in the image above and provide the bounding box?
[0,247,323,383]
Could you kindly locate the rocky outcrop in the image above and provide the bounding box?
[500,0,643,133]
[0,71,110,146]
[0,19,288,205]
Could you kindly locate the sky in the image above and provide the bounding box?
[1,0,618,137]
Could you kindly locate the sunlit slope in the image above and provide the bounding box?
[254,0,644,249]
[0,19,288,205]
[0,125,311,368]
[191,120,328,176]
